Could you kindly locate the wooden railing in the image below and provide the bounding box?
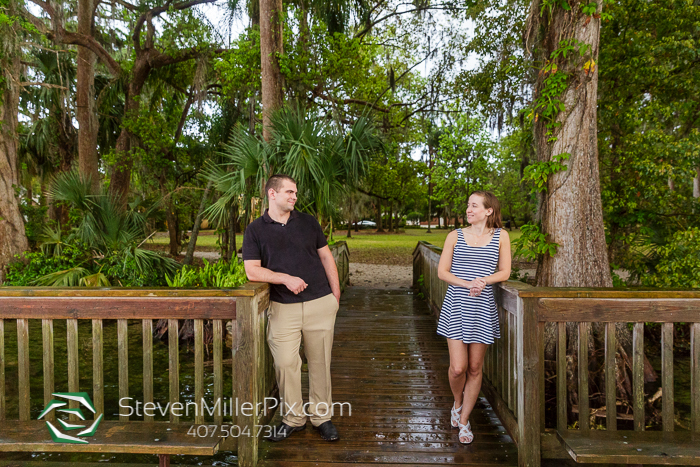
[0,244,348,467]
[330,241,350,291]
[0,283,273,466]
[413,241,700,467]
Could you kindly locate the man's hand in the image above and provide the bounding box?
[333,288,341,304]
[284,275,308,294]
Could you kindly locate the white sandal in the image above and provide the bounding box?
[450,403,462,428]
[458,421,474,444]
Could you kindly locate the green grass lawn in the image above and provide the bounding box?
[334,228,522,266]
[148,227,521,266]
[148,231,243,251]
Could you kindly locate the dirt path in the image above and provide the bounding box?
[349,263,412,288]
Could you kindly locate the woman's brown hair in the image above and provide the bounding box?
[470,191,503,232]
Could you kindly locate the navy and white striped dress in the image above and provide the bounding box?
[437,228,501,344]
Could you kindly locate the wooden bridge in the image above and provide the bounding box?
[257,287,518,466]
[0,241,699,466]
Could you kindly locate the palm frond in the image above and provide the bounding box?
[33,267,91,287]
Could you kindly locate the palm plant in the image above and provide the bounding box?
[34,170,179,286]
[203,106,382,232]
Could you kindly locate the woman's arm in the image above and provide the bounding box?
[482,230,512,285]
[437,230,484,289]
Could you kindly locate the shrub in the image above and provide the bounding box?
[165,259,247,288]
[641,227,700,289]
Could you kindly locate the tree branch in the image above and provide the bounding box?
[23,1,122,76]
[357,187,391,201]
[313,91,390,112]
[113,0,138,11]
[355,5,462,38]
[20,81,68,90]
[132,0,216,54]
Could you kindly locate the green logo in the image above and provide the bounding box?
[38,392,103,444]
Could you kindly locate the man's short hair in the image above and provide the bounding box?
[265,174,297,197]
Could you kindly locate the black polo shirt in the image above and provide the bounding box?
[242,209,332,304]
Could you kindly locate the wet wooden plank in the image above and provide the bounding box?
[118,319,129,421]
[194,319,204,424]
[578,322,590,432]
[480,378,518,446]
[143,319,154,422]
[558,429,700,464]
[0,297,238,319]
[92,319,103,417]
[17,318,30,421]
[662,322,674,432]
[605,322,616,431]
[495,285,520,315]
[0,421,220,455]
[214,319,223,426]
[633,322,645,431]
[539,321,545,434]
[517,297,540,464]
[0,319,3,421]
[168,319,179,424]
[692,323,700,432]
[261,449,516,464]
[236,296,260,467]
[557,321,566,431]
[67,318,79,421]
[536,298,700,321]
[42,319,55,421]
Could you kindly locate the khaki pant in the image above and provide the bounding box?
[267,293,339,427]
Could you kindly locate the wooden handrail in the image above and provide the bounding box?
[413,241,700,467]
[0,282,268,297]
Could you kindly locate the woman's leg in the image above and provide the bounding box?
[459,343,488,425]
[446,339,469,409]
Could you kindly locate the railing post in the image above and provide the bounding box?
[517,296,541,467]
[236,293,261,467]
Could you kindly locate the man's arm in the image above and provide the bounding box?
[317,246,341,303]
[244,260,308,294]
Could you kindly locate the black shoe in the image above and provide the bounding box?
[265,422,306,442]
[313,421,339,441]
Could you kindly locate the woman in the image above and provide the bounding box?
[436,191,511,444]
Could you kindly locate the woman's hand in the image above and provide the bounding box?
[466,277,486,290]
[467,277,486,297]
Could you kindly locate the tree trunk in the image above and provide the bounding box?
[76,0,99,190]
[530,0,612,288]
[221,227,229,259]
[159,174,180,256]
[376,199,384,232]
[0,35,30,281]
[388,199,394,232]
[259,0,283,141]
[693,166,699,198]
[228,202,238,261]
[109,58,149,205]
[427,144,434,234]
[528,0,655,427]
[184,181,212,265]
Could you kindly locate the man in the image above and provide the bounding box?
[243,174,341,442]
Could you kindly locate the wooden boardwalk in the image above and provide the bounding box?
[258,287,518,466]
